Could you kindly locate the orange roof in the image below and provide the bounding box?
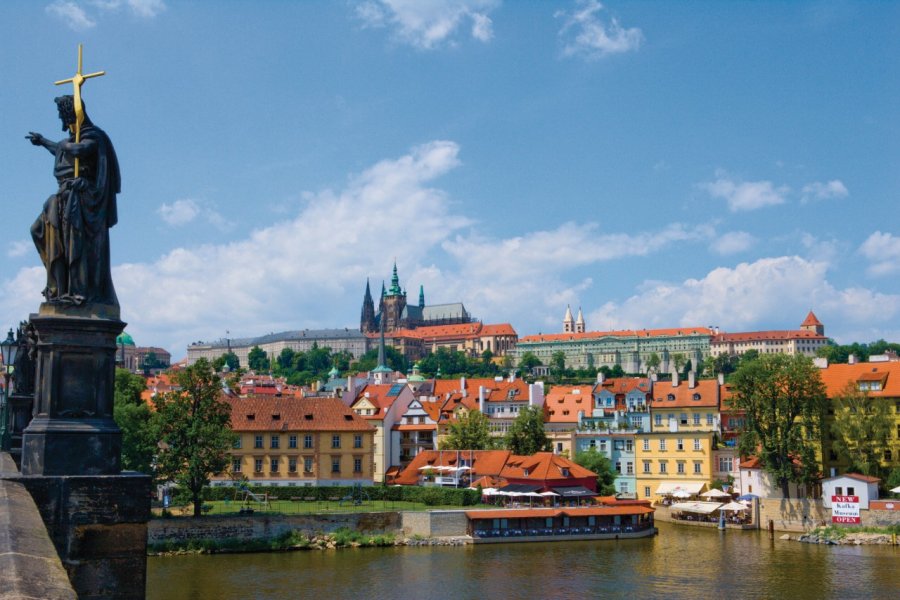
[596,377,652,395]
[519,327,712,344]
[419,400,443,422]
[393,450,512,485]
[713,330,825,342]
[350,383,405,418]
[650,378,720,408]
[500,452,595,481]
[801,311,823,327]
[228,396,375,432]
[392,424,436,432]
[479,323,517,336]
[739,457,762,469]
[544,385,591,423]
[819,362,900,397]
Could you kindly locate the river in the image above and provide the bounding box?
[147,522,898,599]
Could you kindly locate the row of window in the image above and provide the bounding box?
[642,460,704,475]
[653,413,716,426]
[239,434,365,451]
[641,438,704,452]
[233,456,364,475]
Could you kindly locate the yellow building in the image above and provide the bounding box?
[819,360,900,476]
[217,396,376,487]
[648,373,721,433]
[634,430,715,502]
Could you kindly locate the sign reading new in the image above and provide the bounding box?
[831,495,861,524]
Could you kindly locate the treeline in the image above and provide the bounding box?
[816,339,900,364]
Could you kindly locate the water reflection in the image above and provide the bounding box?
[148,523,899,599]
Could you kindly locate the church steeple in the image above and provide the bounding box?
[360,278,376,333]
[576,307,585,333]
[371,317,393,384]
[563,305,575,333]
[418,284,425,308]
[388,261,402,296]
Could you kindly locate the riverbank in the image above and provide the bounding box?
[781,525,900,546]
[149,528,471,556]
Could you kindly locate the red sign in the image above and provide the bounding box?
[831,495,861,524]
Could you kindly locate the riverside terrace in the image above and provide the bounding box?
[465,505,656,543]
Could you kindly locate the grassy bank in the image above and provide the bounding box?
[155,499,495,517]
[812,524,900,540]
[148,527,398,555]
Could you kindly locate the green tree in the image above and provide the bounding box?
[518,351,541,372]
[212,351,240,372]
[155,359,237,517]
[830,382,893,477]
[440,410,494,450]
[731,354,827,498]
[504,405,550,456]
[573,448,616,495]
[247,345,270,372]
[113,368,157,476]
[672,353,686,373]
[885,467,900,497]
[550,351,566,380]
[646,352,661,373]
[354,345,409,374]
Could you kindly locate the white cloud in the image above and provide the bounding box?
[158,199,200,226]
[701,171,789,212]
[710,231,756,255]
[801,179,848,203]
[49,1,164,29]
[859,231,900,276]
[125,0,165,18]
[158,199,233,232]
[6,241,31,259]
[587,256,900,339]
[356,0,499,49]
[557,0,643,60]
[46,1,96,30]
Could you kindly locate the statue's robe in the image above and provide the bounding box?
[31,120,120,307]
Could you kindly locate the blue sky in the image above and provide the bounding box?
[2,1,899,358]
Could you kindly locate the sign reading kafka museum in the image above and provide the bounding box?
[831,495,861,524]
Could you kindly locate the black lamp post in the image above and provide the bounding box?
[1,327,20,451]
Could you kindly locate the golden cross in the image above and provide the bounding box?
[54,44,105,176]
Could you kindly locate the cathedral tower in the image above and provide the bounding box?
[360,279,376,333]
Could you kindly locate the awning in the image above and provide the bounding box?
[655,481,706,495]
[553,486,597,498]
[497,483,542,494]
[670,501,723,514]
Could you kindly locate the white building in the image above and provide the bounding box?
[822,473,880,510]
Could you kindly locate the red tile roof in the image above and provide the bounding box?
[820,362,900,397]
[801,311,823,327]
[713,330,825,342]
[826,472,880,484]
[228,396,375,432]
[520,327,712,344]
[650,378,720,408]
[544,385,591,423]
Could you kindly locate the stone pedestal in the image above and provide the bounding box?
[21,311,124,476]
[11,471,151,600]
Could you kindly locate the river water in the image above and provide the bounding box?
[147,522,898,599]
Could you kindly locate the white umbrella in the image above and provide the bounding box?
[672,490,692,499]
[890,486,900,494]
[701,489,732,499]
[539,491,560,496]
[719,501,749,512]
[481,488,498,495]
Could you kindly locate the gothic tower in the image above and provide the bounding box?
[563,305,575,333]
[360,279,376,333]
[381,261,407,332]
[576,307,585,333]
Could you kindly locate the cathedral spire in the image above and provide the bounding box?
[418,284,425,308]
[388,260,402,296]
[360,278,376,333]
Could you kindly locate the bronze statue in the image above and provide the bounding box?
[27,95,120,307]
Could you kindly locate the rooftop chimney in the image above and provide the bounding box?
[688,371,696,389]
[848,354,857,365]
[717,372,725,386]
[672,371,679,387]
[597,372,605,384]
[460,376,467,396]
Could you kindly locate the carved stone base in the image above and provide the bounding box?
[20,313,124,476]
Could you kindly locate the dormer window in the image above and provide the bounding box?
[523,469,529,476]
[246,414,255,420]
[667,394,675,401]
[561,468,570,477]
[272,413,281,420]
[692,394,701,401]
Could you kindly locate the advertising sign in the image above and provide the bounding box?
[831,495,860,524]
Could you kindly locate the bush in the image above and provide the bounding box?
[200,483,480,506]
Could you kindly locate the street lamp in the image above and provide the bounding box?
[1,328,20,451]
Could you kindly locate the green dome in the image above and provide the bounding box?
[328,366,340,379]
[116,332,135,346]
